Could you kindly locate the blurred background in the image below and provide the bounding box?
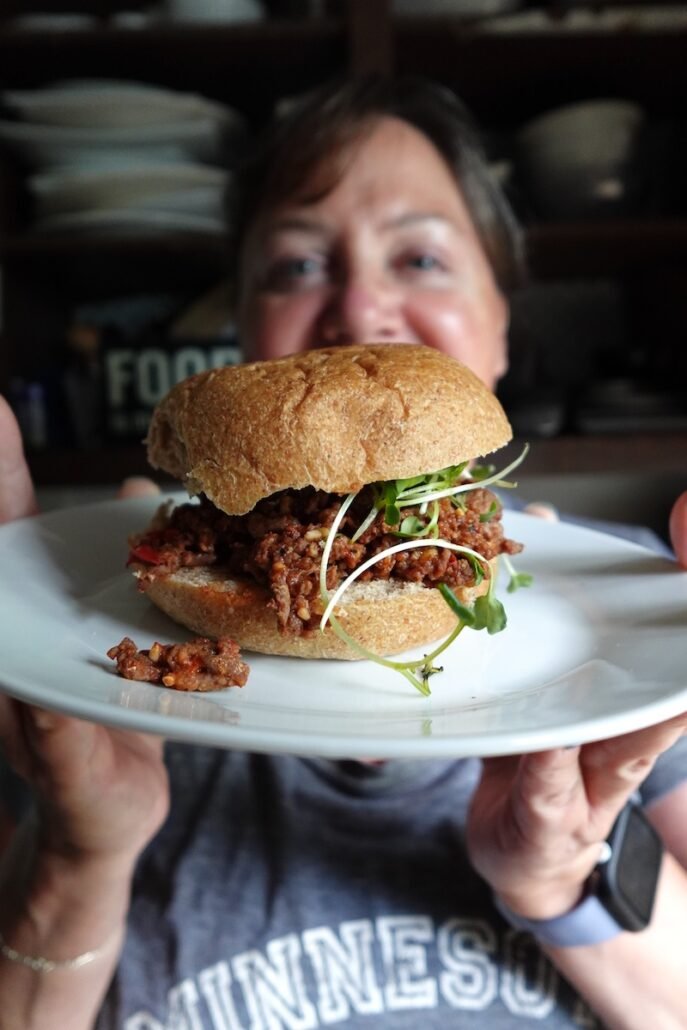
[0,0,685,539]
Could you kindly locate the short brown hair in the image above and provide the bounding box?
[229,75,526,293]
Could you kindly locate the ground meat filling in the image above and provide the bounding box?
[129,486,523,637]
[107,636,249,691]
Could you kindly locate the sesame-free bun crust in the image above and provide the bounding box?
[146,344,512,516]
[138,563,496,660]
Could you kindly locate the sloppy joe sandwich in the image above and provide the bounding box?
[128,344,528,695]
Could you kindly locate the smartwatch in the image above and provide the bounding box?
[494,801,664,947]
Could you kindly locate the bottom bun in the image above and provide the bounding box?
[138,564,496,660]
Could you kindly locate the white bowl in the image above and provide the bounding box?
[519,100,644,164]
[517,99,645,218]
[162,0,264,23]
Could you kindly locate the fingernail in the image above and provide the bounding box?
[118,477,160,499]
[524,502,559,522]
[29,708,58,732]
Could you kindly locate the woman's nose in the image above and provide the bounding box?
[320,278,405,345]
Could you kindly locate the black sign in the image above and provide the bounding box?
[103,341,241,441]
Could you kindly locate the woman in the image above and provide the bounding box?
[1,77,686,1030]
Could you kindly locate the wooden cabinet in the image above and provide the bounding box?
[1,3,685,485]
[0,5,352,482]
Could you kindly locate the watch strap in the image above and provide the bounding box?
[494,891,624,948]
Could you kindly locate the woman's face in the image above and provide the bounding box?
[238,116,509,390]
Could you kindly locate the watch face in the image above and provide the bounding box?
[599,803,663,931]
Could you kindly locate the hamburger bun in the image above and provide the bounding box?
[146,344,512,516]
[137,344,514,660]
[139,563,497,661]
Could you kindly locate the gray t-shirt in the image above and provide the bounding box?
[95,739,687,1030]
[0,510,682,1028]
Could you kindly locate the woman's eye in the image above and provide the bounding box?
[264,256,325,290]
[401,253,445,273]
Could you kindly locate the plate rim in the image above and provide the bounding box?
[0,497,685,758]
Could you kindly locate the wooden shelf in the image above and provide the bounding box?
[526,219,687,278]
[0,231,229,304]
[509,432,687,477]
[0,20,346,114]
[391,23,687,120]
[4,7,687,488]
[0,230,229,263]
[4,220,686,278]
[27,444,168,487]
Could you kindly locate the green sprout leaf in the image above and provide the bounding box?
[508,571,534,592]
[399,515,427,536]
[319,444,532,695]
[467,463,496,482]
[465,553,485,587]
[385,504,401,526]
[437,583,476,626]
[479,501,501,524]
[395,474,427,492]
[473,593,507,634]
[501,553,534,593]
[395,500,440,540]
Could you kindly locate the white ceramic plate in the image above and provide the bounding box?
[7,14,97,31]
[32,208,226,235]
[29,164,228,217]
[28,160,225,207]
[0,117,232,170]
[2,80,239,130]
[0,499,685,759]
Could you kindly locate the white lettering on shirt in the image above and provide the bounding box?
[376,915,437,1010]
[232,935,318,1030]
[302,919,383,1022]
[501,929,557,1018]
[123,1013,166,1030]
[167,978,205,1030]
[122,915,601,1028]
[437,917,498,1010]
[198,961,246,1030]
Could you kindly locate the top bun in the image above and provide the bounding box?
[146,344,512,516]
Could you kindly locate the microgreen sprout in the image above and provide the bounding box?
[478,501,500,524]
[322,610,462,696]
[351,444,529,541]
[319,537,489,695]
[317,443,532,695]
[320,538,489,630]
[501,552,534,593]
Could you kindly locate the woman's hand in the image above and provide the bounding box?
[467,714,687,919]
[0,702,169,866]
[0,396,169,865]
[0,396,170,1029]
[477,490,687,915]
[670,491,687,568]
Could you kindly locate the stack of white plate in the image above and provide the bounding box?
[392,0,521,15]
[0,79,244,234]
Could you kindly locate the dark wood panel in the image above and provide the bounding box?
[392,26,687,122]
[5,221,686,277]
[27,444,168,486]
[526,220,687,278]
[0,20,346,117]
[505,432,687,476]
[25,431,687,487]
